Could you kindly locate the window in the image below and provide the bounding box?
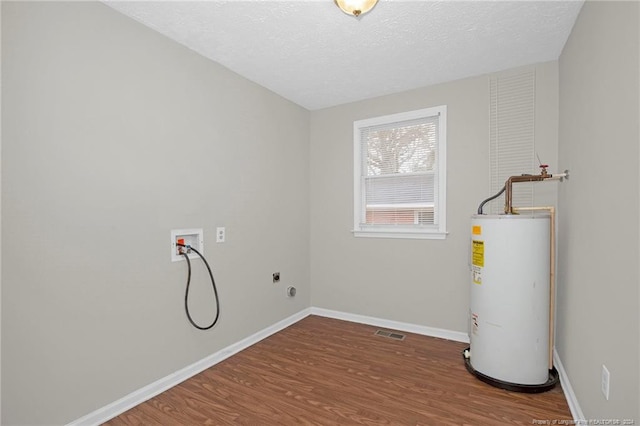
[353,106,447,239]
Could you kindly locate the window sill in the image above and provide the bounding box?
[352,230,448,240]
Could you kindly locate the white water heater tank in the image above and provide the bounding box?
[469,214,550,385]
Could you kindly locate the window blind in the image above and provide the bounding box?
[359,115,439,226]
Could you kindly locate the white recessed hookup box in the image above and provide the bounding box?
[170,228,204,262]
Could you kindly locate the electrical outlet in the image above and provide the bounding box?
[216,227,226,243]
[601,364,610,400]
[273,272,280,283]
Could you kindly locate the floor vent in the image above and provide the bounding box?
[374,330,406,341]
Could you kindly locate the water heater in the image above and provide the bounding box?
[466,214,557,392]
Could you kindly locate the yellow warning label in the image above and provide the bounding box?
[472,225,481,235]
[472,240,484,267]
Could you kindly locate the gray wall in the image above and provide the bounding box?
[557,0,640,420]
[1,2,310,425]
[309,62,559,332]
[6,0,638,424]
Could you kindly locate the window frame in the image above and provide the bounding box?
[352,105,447,239]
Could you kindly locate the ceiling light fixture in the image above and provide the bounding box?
[334,0,378,17]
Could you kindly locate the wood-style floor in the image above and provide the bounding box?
[105,315,571,425]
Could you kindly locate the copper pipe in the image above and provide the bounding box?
[504,166,552,214]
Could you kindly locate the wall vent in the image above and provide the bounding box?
[489,70,536,214]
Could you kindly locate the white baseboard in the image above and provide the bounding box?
[313,309,584,421]
[67,308,312,426]
[310,307,470,343]
[553,348,585,422]
[66,307,484,425]
[69,307,580,426]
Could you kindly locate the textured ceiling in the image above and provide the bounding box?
[104,0,584,110]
